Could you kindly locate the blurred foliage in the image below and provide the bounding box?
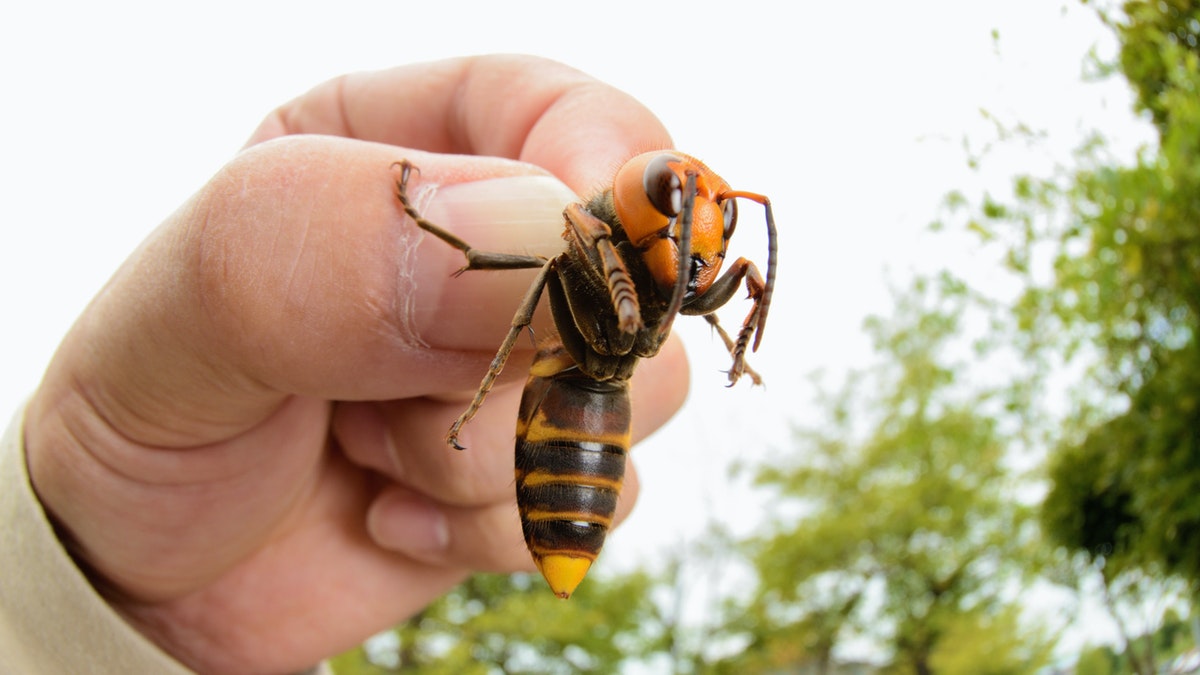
[1042,345,1200,581]
[955,0,1200,588]
[943,0,1200,669]
[723,277,1055,675]
[1070,607,1197,675]
[1075,643,1120,675]
[925,605,1058,675]
[330,571,661,674]
[1116,0,1200,132]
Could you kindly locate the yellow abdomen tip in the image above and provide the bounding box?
[536,554,593,599]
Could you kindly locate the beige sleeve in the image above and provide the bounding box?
[0,404,195,673]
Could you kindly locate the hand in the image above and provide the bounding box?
[24,55,688,674]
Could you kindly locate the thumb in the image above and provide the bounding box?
[39,135,579,448]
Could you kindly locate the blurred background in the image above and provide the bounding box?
[4,1,1195,673]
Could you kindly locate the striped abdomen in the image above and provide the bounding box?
[515,341,632,599]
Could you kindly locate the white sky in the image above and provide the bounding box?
[0,0,1155,658]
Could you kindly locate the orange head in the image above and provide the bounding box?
[612,151,737,298]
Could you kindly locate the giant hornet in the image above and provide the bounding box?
[393,152,777,598]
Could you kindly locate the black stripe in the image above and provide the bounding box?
[517,481,620,518]
[523,519,608,556]
[515,439,627,478]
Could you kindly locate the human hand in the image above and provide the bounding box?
[24,55,688,674]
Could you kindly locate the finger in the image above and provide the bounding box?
[246,54,673,195]
[334,335,689,507]
[363,457,643,575]
[335,338,687,572]
[364,485,533,574]
[629,335,690,442]
[335,388,524,509]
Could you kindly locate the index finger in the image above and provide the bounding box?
[246,54,674,194]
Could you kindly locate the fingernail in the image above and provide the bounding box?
[421,175,578,259]
[367,490,451,556]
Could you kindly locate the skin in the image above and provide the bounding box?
[23,55,689,674]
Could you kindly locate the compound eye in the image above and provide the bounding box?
[643,153,683,218]
[722,199,738,238]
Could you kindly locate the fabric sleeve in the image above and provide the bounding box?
[0,404,195,674]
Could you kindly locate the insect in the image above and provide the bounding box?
[393,151,777,598]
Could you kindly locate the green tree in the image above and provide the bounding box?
[1045,0,1200,582]
[947,0,1200,654]
[330,571,659,674]
[1075,643,1120,675]
[725,278,1055,675]
[330,531,751,675]
[926,604,1057,675]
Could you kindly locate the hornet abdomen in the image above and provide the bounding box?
[514,341,632,598]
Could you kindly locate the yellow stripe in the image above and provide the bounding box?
[517,470,623,492]
[528,351,576,378]
[523,509,614,526]
[521,411,631,445]
[530,546,598,562]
